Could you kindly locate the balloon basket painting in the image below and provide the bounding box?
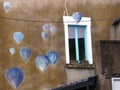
[5,67,24,89]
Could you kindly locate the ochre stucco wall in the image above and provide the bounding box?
[0,0,120,90]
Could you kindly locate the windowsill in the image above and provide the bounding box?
[66,60,94,69]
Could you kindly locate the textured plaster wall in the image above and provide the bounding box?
[0,0,120,90]
[66,68,95,83]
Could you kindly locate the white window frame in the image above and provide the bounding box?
[63,16,93,64]
[112,78,120,90]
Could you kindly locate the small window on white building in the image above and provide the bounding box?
[63,16,93,64]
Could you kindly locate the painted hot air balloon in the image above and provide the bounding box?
[50,26,56,33]
[9,47,15,55]
[3,1,11,12]
[41,32,49,39]
[72,12,82,23]
[20,47,32,62]
[35,55,49,71]
[13,32,24,44]
[42,24,51,31]
[46,50,59,65]
[5,67,24,89]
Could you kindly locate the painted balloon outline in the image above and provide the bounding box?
[5,67,24,89]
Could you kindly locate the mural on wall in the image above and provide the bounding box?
[20,47,32,62]
[11,28,58,72]
[3,1,11,12]
[41,24,56,39]
[35,55,49,71]
[13,32,24,44]
[4,22,59,90]
[5,67,24,89]
[41,32,49,39]
[42,24,51,31]
[35,51,59,71]
[46,50,59,65]
[72,12,82,23]
[50,26,56,33]
[9,47,15,55]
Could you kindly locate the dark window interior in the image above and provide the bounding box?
[69,38,85,61]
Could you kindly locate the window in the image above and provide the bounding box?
[63,16,93,64]
[110,17,120,40]
[112,78,120,90]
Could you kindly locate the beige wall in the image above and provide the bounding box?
[111,22,120,40]
[0,0,120,90]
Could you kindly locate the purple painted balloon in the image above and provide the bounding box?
[20,47,32,62]
[72,12,82,23]
[35,55,49,71]
[5,67,24,89]
[46,51,59,65]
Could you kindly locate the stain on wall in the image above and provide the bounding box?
[0,0,120,90]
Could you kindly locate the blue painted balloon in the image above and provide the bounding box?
[42,24,51,31]
[72,12,82,23]
[5,67,24,89]
[41,32,49,39]
[13,32,24,44]
[3,1,11,12]
[46,51,59,65]
[35,55,49,71]
[50,26,56,33]
[9,47,15,55]
[20,47,32,62]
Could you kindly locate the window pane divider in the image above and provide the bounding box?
[75,26,80,63]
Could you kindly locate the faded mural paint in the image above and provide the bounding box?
[0,0,120,90]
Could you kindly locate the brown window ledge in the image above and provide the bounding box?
[66,60,94,69]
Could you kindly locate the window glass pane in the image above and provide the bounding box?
[68,26,75,39]
[68,25,85,61]
[78,27,85,60]
[68,26,76,60]
[78,38,85,60]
